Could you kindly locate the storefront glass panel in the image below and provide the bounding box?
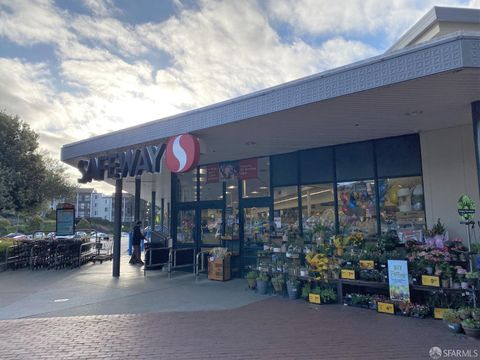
[301,184,335,243]
[243,207,270,246]
[176,209,195,245]
[199,166,223,201]
[175,170,198,202]
[273,186,299,233]
[378,176,425,239]
[200,208,223,245]
[337,180,377,237]
[241,157,270,198]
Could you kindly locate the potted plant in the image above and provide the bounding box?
[271,274,285,295]
[457,307,472,320]
[333,235,349,257]
[461,319,480,339]
[256,272,270,295]
[466,271,480,289]
[301,281,311,300]
[246,271,257,289]
[442,309,463,333]
[286,277,300,299]
[456,267,468,289]
[436,262,452,288]
[319,288,337,304]
[409,304,430,319]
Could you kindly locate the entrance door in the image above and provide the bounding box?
[240,198,272,274]
[199,207,223,248]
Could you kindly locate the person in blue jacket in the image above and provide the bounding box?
[129,221,146,265]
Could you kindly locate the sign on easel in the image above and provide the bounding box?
[56,203,75,236]
[388,260,410,302]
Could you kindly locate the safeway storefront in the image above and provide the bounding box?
[61,7,480,277]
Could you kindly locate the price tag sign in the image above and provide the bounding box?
[341,269,356,280]
[377,302,395,314]
[422,275,440,287]
[434,308,448,320]
[309,293,321,304]
[360,260,375,270]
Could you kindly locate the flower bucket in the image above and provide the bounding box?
[287,282,299,299]
[257,280,269,295]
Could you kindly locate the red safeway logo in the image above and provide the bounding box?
[165,134,200,173]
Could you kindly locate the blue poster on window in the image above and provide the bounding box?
[388,260,410,302]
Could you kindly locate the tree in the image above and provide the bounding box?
[0,111,76,213]
[77,218,91,230]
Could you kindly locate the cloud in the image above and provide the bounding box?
[0,0,476,194]
[266,0,473,44]
[0,0,72,45]
[81,0,119,17]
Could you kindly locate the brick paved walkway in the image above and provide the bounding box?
[0,297,476,360]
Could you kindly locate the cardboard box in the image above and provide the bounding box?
[208,255,231,281]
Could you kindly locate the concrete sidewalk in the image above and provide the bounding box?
[0,254,260,319]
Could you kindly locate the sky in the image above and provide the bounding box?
[1,0,479,193]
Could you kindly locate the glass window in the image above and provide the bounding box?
[225,179,239,238]
[200,209,223,245]
[273,186,299,233]
[379,176,425,237]
[337,180,377,237]
[335,142,375,182]
[199,166,223,200]
[375,135,422,178]
[175,169,198,202]
[301,184,335,243]
[242,157,270,198]
[300,147,334,184]
[176,209,196,244]
[271,152,298,187]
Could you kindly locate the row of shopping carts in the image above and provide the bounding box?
[6,239,96,270]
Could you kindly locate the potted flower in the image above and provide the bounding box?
[409,304,430,319]
[456,267,468,289]
[332,235,349,256]
[461,319,480,339]
[271,274,285,295]
[286,277,300,299]
[442,309,463,333]
[425,219,447,249]
[256,272,270,295]
[246,271,257,289]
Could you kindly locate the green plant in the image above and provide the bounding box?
[377,233,399,252]
[256,272,269,282]
[471,243,480,254]
[246,271,257,280]
[271,274,285,285]
[466,271,480,280]
[436,262,453,280]
[443,309,461,324]
[462,319,480,329]
[319,288,337,304]
[287,277,300,287]
[458,307,473,320]
[301,282,311,299]
[431,218,446,236]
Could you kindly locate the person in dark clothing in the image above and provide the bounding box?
[130,221,146,265]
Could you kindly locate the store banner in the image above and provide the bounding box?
[239,158,258,180]
[206,163,220,183]
[219,161,239,181]
[388,260,410,302]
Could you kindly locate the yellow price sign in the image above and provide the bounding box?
[377,302,395,314]
[359,260,375,270]
[341,269,356,280]
[422,275,440,287]
[309,293,321,304]
[434,308,448,320]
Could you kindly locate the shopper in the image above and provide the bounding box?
[129,221,146,265]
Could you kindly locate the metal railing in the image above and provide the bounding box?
[195,250,210,277]
[168,248,196,278]
[143,244,170,277]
